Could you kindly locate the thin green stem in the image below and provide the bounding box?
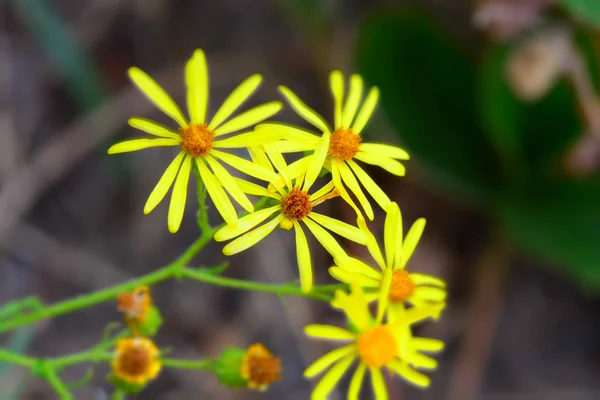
[46,369,73,400]
[0,348,36,367]
[193,166,210,234]
[161,357,213,370]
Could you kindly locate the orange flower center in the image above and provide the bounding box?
[117,286,151,322]
[117,343,152,377]
[388,270,416,303]
[241,343,282,390]
[179,123,215,156]
[357,326,398,367]
[329,128,361,160]
[281,188,312,220]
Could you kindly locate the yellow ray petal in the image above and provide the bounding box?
[347,160,391,212]
[311,355,355,399]
[210,150,277,182]
[288,155,313,180]
[214,101,283,135]
[412,338,445,352]
[309,180,335,202]
[329,267,380,288]
[342,74,363,128]
[338,161,374,220]
[370,367,388,400]
[271,140,318,153]
[305,324,355,340]
[359,143,409,160]
[302,218,348,262]
[293,221,313,293]
[356,218,386,270]
[278,85,331,133]
[144,151,186,214]
[212,129,285,148]
[376,268,393,323]
[408,352,438,370]
[331,160,363,219]
[185,49,209,124]
[354,153,406,176]
[332,283,371,331]
[410,273,446,288]
[232,177,281,200]
[128,117,180,139]
[308,212,367,244]
[108,138,179,154]
[388,360,430,388]
[401,218,426,268]
[167,156,192,233]
[204,155,253,212]
[214,205,281,242]
[247,146,274,171]
[303,130,330,192]
[304,344,355,378]
[196,158,237,226]
[330,70,344,128]
[128,67,187,127]
[208,74,262,130]
[335,257,382,280]
[352,87,379,134]
[413,286,447,302]
[222,214,283,255]
[264,144,292,189]
[384,203,401,269]
[256,123,320,144]
[348,363,366,400]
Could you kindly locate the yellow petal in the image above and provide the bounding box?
[264,144,292,189]
[208,74,262,130]
[288,155,313,180]
[354,153,406,176]
[304,344,355,378]
[408,353,438,370]
[410,273,446,288]
[214,101,283,135]
[128,67,187,127]
[311,355,355,399]
[271,140,318,153]
[352,87,379,134]
[204,155,253,212]
[222,214,283,255]
[196,158,238,226]
[309,180,335,202]
[185,49,209,124]
[412,338,445,352]
[128,117,180,139]
[212,128,285,148]
[413,286,447,302]
[402,218,426,268]
[388,360,430,388]
[331,160,363,219]
[370,367,388,400]
[305,324,355,340]
[347,160,391,212]
[376,268,393,323]
[210,150,278,181]
[342,74,363,128]
[332,283,371,331]
[348,363,366,400]
[335,257,382,280]
[232,177,281,200]
[256,123,320,144]
[329,267,380,288]
[384,203,401,269]
[144,151,186,214]
[359,143,409,160]
[293,221,313,293]
[308,212,367,244]
[356,218,386,270]
[330,70,344,128]
[303,131,330,192]
[168,156,192,233]
[278,85,331,133]
[338,161,374,220]
[247,146,274,171]
[108,138,179,154]
[214,205,281,242]
[302,218,348,262]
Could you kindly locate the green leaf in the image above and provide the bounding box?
[357,10,504,201]
[559,0,600,29]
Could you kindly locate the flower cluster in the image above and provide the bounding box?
[109,48,448,398]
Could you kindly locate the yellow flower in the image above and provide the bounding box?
[213,144,367,292]
[108,49,284,232]
[329,202,447,318]
[255,70,409,220]
[112,337,161,385]
[241,343,282,391]
[304,283,444,399]
[117,286,152,323]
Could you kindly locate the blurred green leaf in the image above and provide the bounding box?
[357,10,504,201]
[559,0,600,29]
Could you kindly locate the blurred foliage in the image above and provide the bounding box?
[560,0,600,29]
[358,9,600,287]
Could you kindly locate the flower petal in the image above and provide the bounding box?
[271,140,318,153]
[410,273,447,288]
[222,214,283,255]
[388,360,430,388]
[304,344,355,378]
[370,367,388,400]
[128,67,187,127]
[347,160,391,212]
[309,180,335,202]
[208,74,262,130]
[308,212,367,244]
[338,161,374,220]
[210,150,278,182]
[356,218,386,270]
[384,203,401,269]
[303,130,330,192]
[278,86,331,133]
[342,74,363,128]
[408,352,438,370]
[376,268,393,323]
[335,257,382,280]
[232,177,281,200]
[293,221,313,293]
[204,155,253,212]
[264,144,292,189]
[348,363,366,400]
[331,160,363,218]
[330,70,344,128]
[329,267,380,288]
[214,205,281,242]
[352,87,379,134]
[185,49,209,124]
[213,128,285,148]
[305,324,355,340]
[302,218,348,262]
[144,151,186,214]
[168,156,192,233]
[128,117,180,139]
[354,152,406,176]
[402,218,426,268]
[247,146,274,171]
[311,354,355,399]
[196,158,237,226]
[108,138,179,154]
[359,143,409,160]
[214,101,283,135]
[412,338,445,352]
[413,286,447,302]
[256,123,320,144]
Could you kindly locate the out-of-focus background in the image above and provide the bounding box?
[2,0,600,398]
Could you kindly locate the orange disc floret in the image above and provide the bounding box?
[241,343,282,391]
[329,128,361,161]
[113,337,161,385]
[117,286,152,322]
[388,270,416,303]
[357,325,398,368]
[281,188,312,220]
[179,123,215,156]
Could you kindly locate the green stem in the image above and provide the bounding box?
[193,166,210,234]
[46,369,73,400]
[0,348,36,367]
[161,357,213,370]
[112,389,126,400]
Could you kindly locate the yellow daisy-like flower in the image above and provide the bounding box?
[305,283,444,399]
[241,343,282,391]
[213,143,367,292]
[112,337,161,385]
[329,202,447,317]
[255,70,409,220]
[108,49,284,232]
